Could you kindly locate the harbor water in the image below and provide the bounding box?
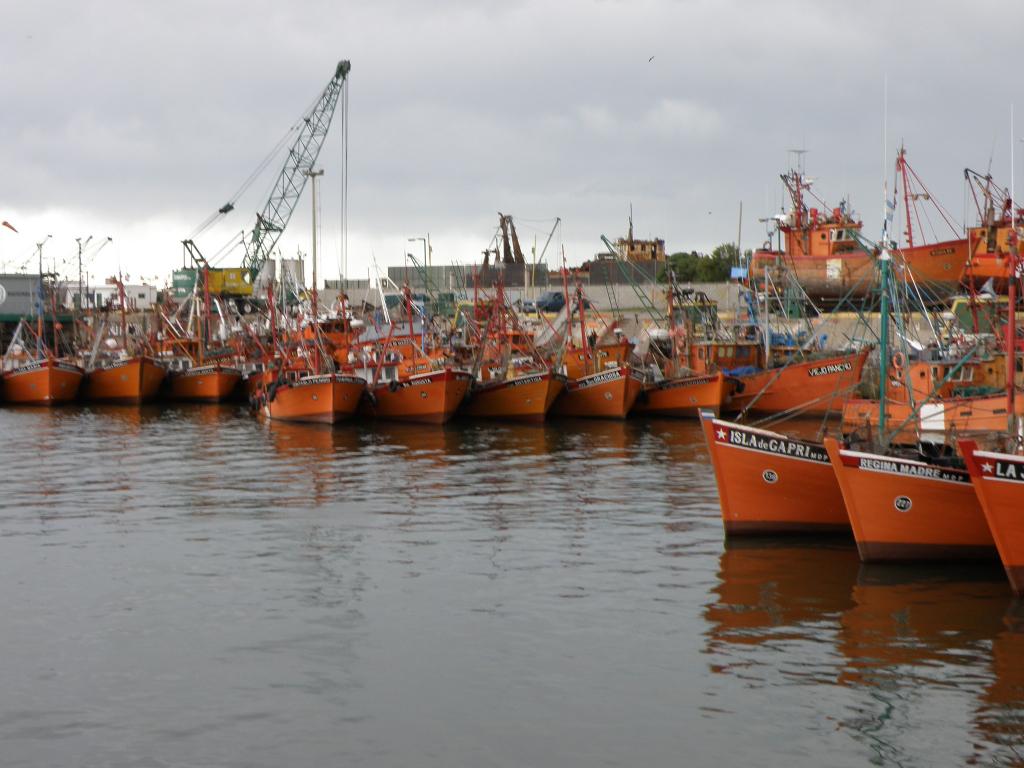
[1,406,1022,767]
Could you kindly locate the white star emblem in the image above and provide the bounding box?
[716,428,727,440]
[981,462,993,473]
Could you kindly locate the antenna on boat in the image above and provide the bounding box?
[1009,104,1019,443]
[787,148,807,175]
[882,74,888,204]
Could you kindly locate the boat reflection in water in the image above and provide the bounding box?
[705,538,859,661]
[266,419,364,506]
[705,539,1024,764]
[973,603,1024,764]
[837,563,1007,685]
[836,563,1011,765]
[639,418,709,464]
[267,418,362,458]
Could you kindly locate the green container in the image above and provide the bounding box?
[172,268,198,299]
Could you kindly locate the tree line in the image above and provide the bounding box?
[660,243,753,283]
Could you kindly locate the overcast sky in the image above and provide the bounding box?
[1,0,1021,287]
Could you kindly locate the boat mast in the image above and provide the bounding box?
[666,270,677,378]
[575,271,590,376]
[201,265,210,366]
[36,237,49,359]
[267,281,279,359]
[405,283,416,374]
[51,274,60,358]
[118,275,128,354]
[762,266,771,368]
[1009,108,1018,439]
[898,146,915,248]
[496,270,507,376]
[878,172,899,448]
[1008,236,1018,436]
[878,248,891,447]
[561,250,572,355]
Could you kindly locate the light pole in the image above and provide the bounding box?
[306,168,324,373]
[76,235,92,311]
[306,169,325,299]
[35,234,52,312]
[33,234,52,355]
[407,236,428,268]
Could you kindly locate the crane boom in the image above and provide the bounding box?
[242,60,351,280]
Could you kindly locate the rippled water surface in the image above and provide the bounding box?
[2,405,1023,767]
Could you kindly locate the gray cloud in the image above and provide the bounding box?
[1,0,1021,282]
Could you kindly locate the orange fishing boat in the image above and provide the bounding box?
[657,281,866,417]
[168,361,242,402]
[162,265,243,402]
[461,370,565,423]
[264,372,365,424]
[842,347,1023,445]
[551,364,644,419]
[824,438,994,561]
[367,367,472,424]
[81,356,166,404]
[633,371,732,418]
[547,274,643,419]
[632,277,735,418]
[699,411,849,535]
[843,391,1024,445]
[256,264,369,423]
[355,283,472,424]
[961,441,1024,594]
[749,150,968,302]
[727,348,870,416]
[2,357,84,405]
[78,279,167,404]
[2,312,84,405]
[958,169,1023,289]
[458,273,565,422]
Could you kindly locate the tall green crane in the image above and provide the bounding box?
[242,59,351,281]
[177,60,351,299]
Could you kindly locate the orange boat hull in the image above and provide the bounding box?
[169,365,242,402]
[367,368,472,424]
[461,371,564,422]
[266,374,366,424]
[842,393,1024,445]
[81,356,166,404]
[900,237,970,286]
[750,239,966,300]
[824,439,994,561]
[727,349,869,416]
[700,412,849,535]
[961,442,1024,594]
[2,360,84,405]
[550,365,643,419]
[632,371,732,418]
